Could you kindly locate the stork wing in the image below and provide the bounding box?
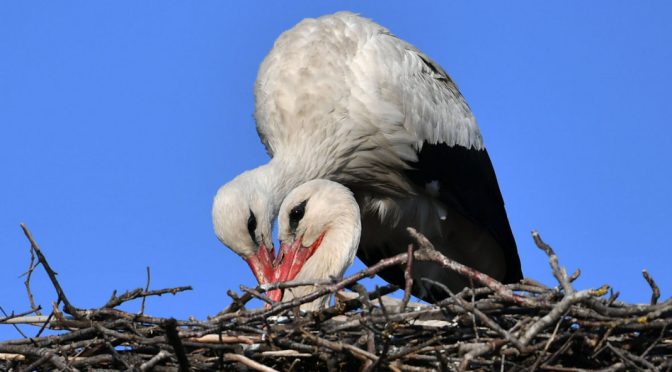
[359,31,485,154]
[356,32,522,301]
[406,144,523,283]
[357,144,523,302]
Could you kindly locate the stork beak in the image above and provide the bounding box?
[245,243,275,286]
[267,233,325,302]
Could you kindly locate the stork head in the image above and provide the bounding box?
[212,170,276,286]
[270,179,361,303]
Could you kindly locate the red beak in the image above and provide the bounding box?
[245,243,275,286]
[267,233,325,302]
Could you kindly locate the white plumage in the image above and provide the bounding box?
[213,12,522,300]
[273,179,360,311]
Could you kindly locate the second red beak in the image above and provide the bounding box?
[267,234,324,302]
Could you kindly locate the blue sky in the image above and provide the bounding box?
[1,2,671,340]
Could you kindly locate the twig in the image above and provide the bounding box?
[240,285,276,306]
[224,353,279,372]
[140,266,151,314]
[0,306,30,339]
[139,349,171,371]
[34,309,56,338]
[16,353,51,372]
[401,244,414,311]
[529,311,567,370]
[458,340,505,371]
[421,278,525,350]
[220,250,413,323]
[162,318,190,372]
[608,288,620,306]
[469,277,479,341]
[102,337,130,369]
[219,290,253,314]
[0,344,73,371]
[568,268,581,283]
[1,228,670,371]
[408,228,533,306]
[642,270,661,305]
[20,224,79,317]
[189,334,260,344]
[301,330,379,362]
[260,278,338,292]
[104,286,192,308]
[520,285,609,345]
[606,342,655,370]
[0,307,42,324]
[313,283,398,323]
[640,324,667,358]
[20,243,41,315]
[531,230,573,295]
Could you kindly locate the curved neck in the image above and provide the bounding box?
[283,216,360,311]
[256,156,333,216]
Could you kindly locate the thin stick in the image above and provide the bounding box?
[641,270,660,305]
[520,285,609,345]
[20,224,79,317]
[16,353,51,371]
[139,350,170,371]
[224,353,279,372]
[0,307,42,324]
[140,266,151,314]
[401,244,414,311]
[21,244,41,315]
[104,286,192,308]
[408,228,533,306]
[162,318,190,372]
[0,306,30,339]
[531,230,573,295]
[421,278,525,350]
[240,285,275,306]
[0,228,670,370]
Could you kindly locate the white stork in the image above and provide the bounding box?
[212,11,523,301]
[269,179,360,310]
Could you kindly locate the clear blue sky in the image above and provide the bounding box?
[2,2,671,340]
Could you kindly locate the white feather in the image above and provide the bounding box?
[214,11,484,271]
[277,180,361,311]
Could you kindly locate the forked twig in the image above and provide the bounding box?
[20,224,79,317]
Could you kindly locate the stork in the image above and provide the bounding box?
[269,179,360,310]
[212,12,523,301]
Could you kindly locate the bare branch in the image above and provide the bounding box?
[400,244,415,312]
[1,228,670,371]
[140,266,151,314]
[20,224,79,317]
[641,269,661,305]
[224,353,279,372]
[104,285,192,309]
[532,230,573,294]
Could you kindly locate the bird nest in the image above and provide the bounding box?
[1,225,670,371]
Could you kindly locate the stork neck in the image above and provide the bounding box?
[251,158,320,217]
[306,221,359,280]
[261,156,332,214]
[282,212,360,311]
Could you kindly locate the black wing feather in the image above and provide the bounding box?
[355,143,523,302]
[406,143,523,283]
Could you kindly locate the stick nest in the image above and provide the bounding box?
[1,225,670,371]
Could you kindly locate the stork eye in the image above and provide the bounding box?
[289,200,307,231]
[247,210,257,244]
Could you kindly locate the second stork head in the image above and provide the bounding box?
[271,179,361,310]
[212,170,276,286]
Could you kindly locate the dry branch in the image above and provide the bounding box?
[1,225,670,371]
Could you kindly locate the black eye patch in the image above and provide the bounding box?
[247,210,257,244]
[289,200,307,231]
